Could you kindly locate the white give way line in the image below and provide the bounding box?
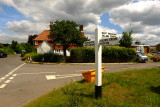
[46,74,82,80]
[0,63,26,89]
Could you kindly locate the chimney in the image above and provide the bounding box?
[79,25,83,31]
[49,21,54,29]
[79,25,84,37]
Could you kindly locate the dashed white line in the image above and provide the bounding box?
[4,80,11,84]
[0,63,26,89]
[0,84,6,89]
[0,77,5,80]
[9,77,14,80]
[13,74,17,77]
[0,63,25,83]
[5,75,9,77]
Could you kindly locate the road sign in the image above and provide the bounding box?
[83,41,95,47]
[94,27,119,99]
[101,31,116,38]
[99,37,119,46]
[95,26,102,99]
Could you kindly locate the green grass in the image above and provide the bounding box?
[24,68,160,107]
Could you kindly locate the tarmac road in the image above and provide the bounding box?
[0,56,160,107]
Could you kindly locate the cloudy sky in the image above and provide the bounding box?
[0,0,160,45]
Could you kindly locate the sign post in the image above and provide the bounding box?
[95,26,102,99]
[83,27,119,99]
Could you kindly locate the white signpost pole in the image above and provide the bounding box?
[95,26,102,99]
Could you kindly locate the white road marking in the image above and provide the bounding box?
[0,84,6,89]
[5,75,9,77]
[0,63,25,83]
[4,80,11,84]
[13,74,17,76]
[56,75,81,79]
[0,63,26,89]
[9,77,14,80]
[8,63,26,75]
[46,74,82,80]
[46,75,56,80]
[0,77,5,80]
[16,72,56,76]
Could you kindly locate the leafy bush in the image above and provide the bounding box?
[42,53,64,62]
[151,55,160,62]
[70,47,136,63]
[31,53,64,63]
[103,47,136,62]
[32,54,45,62]
[146,54,153,61]
[70,47,94,63]
[0,47,15,55]
[22,52,36,61]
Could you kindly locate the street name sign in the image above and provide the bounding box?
[83,41,95,47]
[99,37,119,46]
[83,37,119,47]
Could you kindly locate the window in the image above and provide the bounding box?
[35,41,38,45]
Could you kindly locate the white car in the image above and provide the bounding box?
[136,51,148,63]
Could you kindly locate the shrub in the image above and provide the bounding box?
[146,54,153,61]
[31,53,64,63]
[32,54,45,62]
[22,52,36,61]
[70,47,136,63]
[102,47,136,62]
[0,47,15,55]
[70,47,94,63]
[42,53,64,62]
[151,55,160,62]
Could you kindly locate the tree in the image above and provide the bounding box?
[27,34,38,45]
[49,20,88,61]
[119,30,133,48]
[19,43,36,53]
[0,43,4,48]
[9,40,20,53]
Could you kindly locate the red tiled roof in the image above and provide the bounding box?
[34,30,51,41]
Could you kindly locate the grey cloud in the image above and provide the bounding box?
[1,0,130,43]
[0,33,27,43]
[110,1,160,31]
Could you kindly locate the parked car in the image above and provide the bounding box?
[151,51,158,55]
[0,51,7,58]
[136,51,148,63]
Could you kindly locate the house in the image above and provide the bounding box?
[33,22,84,56]
[131,41,150,54]
[37,40,53,54]
[149,45,157,52]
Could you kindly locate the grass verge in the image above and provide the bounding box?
[24,68,160,107]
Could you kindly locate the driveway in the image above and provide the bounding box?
[0,61,160,107]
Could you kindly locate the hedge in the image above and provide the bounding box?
[23,53,64,63]
[70,47,136,63]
